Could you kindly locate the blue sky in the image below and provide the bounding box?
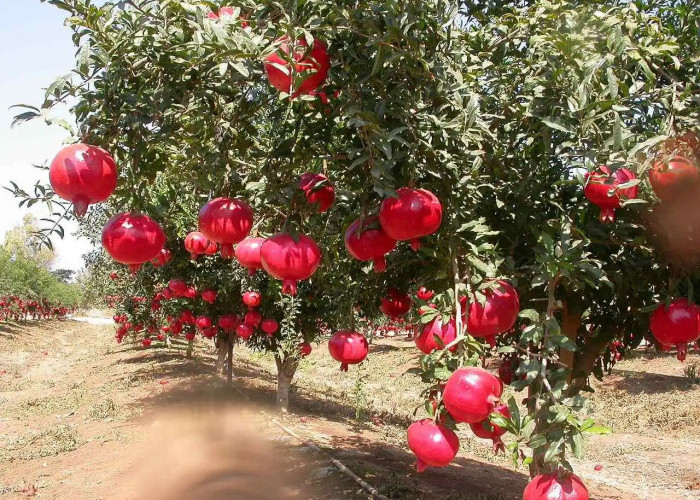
[0,1,93,271]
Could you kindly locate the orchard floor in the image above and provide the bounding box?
[0,320,699,500]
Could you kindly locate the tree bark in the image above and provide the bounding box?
[274,355,299,412]
[560,301,582,380]
[567,323,620,395]
[227,334,234,383]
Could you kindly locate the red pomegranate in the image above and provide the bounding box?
[242,291,261,308]
[261,319,278,336]
[245,310,262,327]
[185,231,210,260]
[649,298,700,361]
[201,289,218,304]
[185,286,197,299]
[185,332,196,342]
[462,281,520,347]
[443,367,502,424]
[416,287,434,300]
[49,143,118,217]
[204,241,218,255]
[235,237,265,275]
[523,472,589,500]
[469,404,511,454]
[142,338,151,348]
[236,323,254,340]
[380,288,412,319]
[150,248,172,267]
[180,310,195,325]
[207,7,234,19]
[198,198,254,259]
[328,331,369,371]
[218,315,238,332]
[583,166,638,223]
[407,419,459,472]
[344,215,397,272]
[195,316,212,330]
[379,188,443,251]
[260,232,322,296]
[264,37,330,98]
[298,342,312,357]
[102,213,165,272]
[649,156,699,201]
[299,173,335,213]
[415,317,457,354]
[168,279,187,297]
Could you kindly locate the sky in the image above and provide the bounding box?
[0,1,93,272]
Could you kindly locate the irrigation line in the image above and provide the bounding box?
[263,411,391,500]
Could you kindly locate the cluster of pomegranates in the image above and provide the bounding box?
[0,296,72,323]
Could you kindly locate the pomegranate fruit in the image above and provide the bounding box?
[379,188,443,251]
[649,298,700,361]
[195,316,212,330]
[298,342,312,357]
[649,156,699,201]
[102,213,165,272]
[204,241,218,255]
[463,281,520,347]
[469,404,510,453]
[168,279,187,297]
[443,367,502,424]
[523,472,589,500]
[198,197,253,259]
[264,36,330,98]
[583,166,638,223]
[261,319,279,336]
[49,143,117,217]
[344,215,396,272]
[201,289,218,304]
[299,173,335,213]
[245,310,262,327]
[328,331,369,371]
[142,338,151,348]
[236,323,254,340]
[150,248,172,267]
[416,287,434,300]
[242,291,261,308]
[380,288,412,319]
[260,232,322,296]
[414,317,457,354]
[218,315,238,332]
[185,231,210,260]
[207,7,234,19]
[407,419,459,472]
[235,237,265,276]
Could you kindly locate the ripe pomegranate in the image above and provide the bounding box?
[198,198,253,259]
[299,173,335,213]
[185,231,210,260]
[179,310,195,324]
[102,213,165,272]
[649,298,700,361]
[379,188,443,251]
[407,419,459,472]
[469,404,511,453]
[328,331,369,371]
[201,289,218,304]
[298,342,312,357]
[151,248,172,267]
[170,321,183,335]
[109,272,118,280]
[260,232,322,296]
[264,37,330,98]
[415,317,457,354]
[443,367,502,424]
[462,281,520,347]
[380,288,412,319]
[245,310,262,327]
[195,316,212,330]
[344,215,397,272]
[236,323,254,340]
[235,237,265,275]
[142,338,151,348]
[261,319,278,336]
[649,156,699,201]
[156,334,165,341]
[218,315,239,332]
[49,143,118,217]
[416,287,434,300]
[185,286,197,299]
[242,291,261,308]
[523,472,589,500]
[168,279,187,297]
[204,241,218,255]
[583,166,638,223]
[201,327,218,339]
[185,332,196,342]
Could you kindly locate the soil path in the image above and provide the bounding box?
[1,320,698,499]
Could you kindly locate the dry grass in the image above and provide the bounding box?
[1,425,80,461]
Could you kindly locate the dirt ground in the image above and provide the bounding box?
[1,320,699,500]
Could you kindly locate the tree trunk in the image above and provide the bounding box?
[227,334,234,383]
[274,355,298,412]
[560,301,582,380]
[567,323,620,395]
